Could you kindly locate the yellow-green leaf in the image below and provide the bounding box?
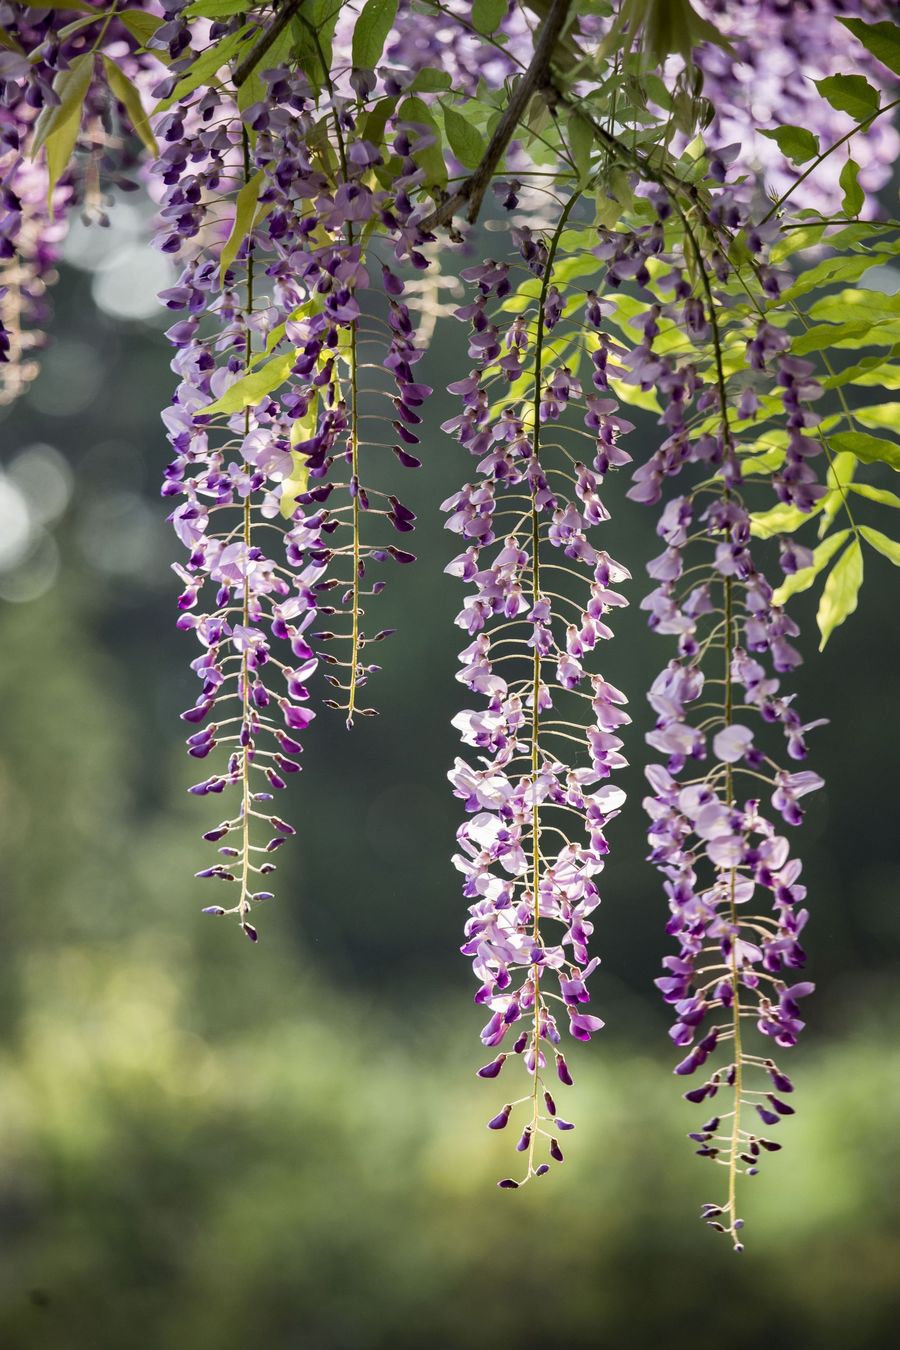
[818,450,856,536]
[32,52,94,209]
[831,429,900,471]
[280,452,311,520]
[219,168,263,285]
[17,0,93,9]
[156,24,254,112]
[848,482,900,508]
[772,529,850,606]
[849,402,900,432]
[203,353,294,416]
[751,499,821,540]
[816,538,863,648]
[859,525,900,566]
[31,51,92,158]
[102,54,157,155]
[119,10,167,54]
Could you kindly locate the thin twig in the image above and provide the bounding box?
[417,0,572,231]
[233,0,305,88]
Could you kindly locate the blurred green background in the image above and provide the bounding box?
[0,210,898,1350]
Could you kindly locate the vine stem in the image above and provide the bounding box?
[347,313,361,726]
[525,188,580,1180]
[418,0,573,231]
[233,0,305,89]
[239,125,255,922]
[681,208,745,1247]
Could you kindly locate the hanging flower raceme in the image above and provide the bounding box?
[0,2,161,402]
[154,14,432,935]
[444,197,633,1184]
[621,167,826,1248]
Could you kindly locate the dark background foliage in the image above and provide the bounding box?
[0,230,898,1349]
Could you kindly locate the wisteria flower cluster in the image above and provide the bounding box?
[619,172,828,1247]
[0,1,158,399]
[444,211,633,1179]
[153,3,438,933]
[3,0,899,1248]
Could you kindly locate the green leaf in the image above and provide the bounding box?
[772,529,850,606]
[0,26,25,53]
[814,73,880,122]
[358,95,398,151]
[185,0,249,15]
[280,451,311,520]
[848,482,900,508]
[849,402,900,432]
[118,11,166,53]
[810,288,900,323]
[396,97,446,188]
[15,0,93,9]
[838,18,900,78]
[31,52,94,209]
[816,539,863,647]
[203,354,295,416]
[471,0,507,34]
[31,51,90,158]
[823,347,900,390]
[859,525,900,565]
[219,168,264,286]
[839,157,865,216]
[156,25,254,112]
[408,69,452,93]
[831,429,900,472]
[779,251,875,302]
[759,125,819,165]
[352,0,398,69]
[791,321,870,355]
[568,110,594,183]
[442,103,486,170]
[102,55,157,156]
[751,499,821,540]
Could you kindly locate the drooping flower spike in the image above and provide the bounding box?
[154,11,434,936]
[444,190,633,1182]
[619,164,829,1247]
[0,4,159,401]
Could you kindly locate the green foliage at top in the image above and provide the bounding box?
[20,1,900,646]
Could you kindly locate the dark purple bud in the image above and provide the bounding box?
[497,1179,519,1189]
[766,1062,794,1094]
[201,906,226,916]
[477,1054,506,1079]
[241,922,259,943]
[487,1105,512,1130]
[556,1053,573,1086]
